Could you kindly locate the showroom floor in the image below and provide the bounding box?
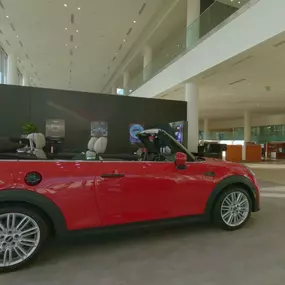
[1,168,285,285]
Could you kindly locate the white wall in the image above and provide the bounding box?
[131,0,285,98]
[206,114,285,130]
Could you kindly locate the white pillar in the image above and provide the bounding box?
[186,0,201,49]
[123,71,130,95]
[23,72,30,86]
[111,86,117,95]
[242,110,251,161]
[203,118,209,140]
[143,45,152,82]
[7,54,18,85]
[185,82,199,152]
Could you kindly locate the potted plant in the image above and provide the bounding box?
[21,123,38,138]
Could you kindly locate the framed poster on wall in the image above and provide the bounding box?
[129,124,144,144]
[90,121,108,137]
[45,119,65,138]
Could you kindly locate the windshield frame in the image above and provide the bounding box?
[137,129,195,162]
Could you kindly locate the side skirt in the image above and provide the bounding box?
[59,214,207,238]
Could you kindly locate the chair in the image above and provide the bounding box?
[27,133,47,159]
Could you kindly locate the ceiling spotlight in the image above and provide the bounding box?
[77,7,81,10]
[75,46,78,49]
[65,44,68,47]
[16,35,19,38]
[65,27,68,30]
[133,20,137,23]
[76,29,79,33]
[6,15,9,18]
[123,39,126,42]
[64,4,67,7]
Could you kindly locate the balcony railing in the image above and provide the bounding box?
[128,0,259,94]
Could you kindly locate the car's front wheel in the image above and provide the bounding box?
[0,205,49,273]
[213,187,252,230]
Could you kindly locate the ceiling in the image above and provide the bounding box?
[0,0,164,91]
[217,0,250,8]
[157,31,285,120]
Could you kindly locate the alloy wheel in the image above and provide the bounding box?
[220,191,250,227]
[0,213,40,267]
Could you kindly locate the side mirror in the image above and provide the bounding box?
[175,152,187,169]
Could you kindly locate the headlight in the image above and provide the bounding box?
[245,166,255,176]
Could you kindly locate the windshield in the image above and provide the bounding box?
[138,130,195,162]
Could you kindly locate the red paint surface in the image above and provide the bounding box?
[0,159,259,230]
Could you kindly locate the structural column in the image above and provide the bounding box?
[143,45,153,82]
[111,86,117,95]
[23,72,30,86]
[7,54,18,85]
[123,71,130,95]
[186,0,201,49]
[185,82,199,152]
[203,118,209,141]
[242,110,251,161]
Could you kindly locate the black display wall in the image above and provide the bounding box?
[0,84,186,153]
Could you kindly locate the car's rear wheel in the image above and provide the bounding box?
[213,187,252,230]
[0,205,49,273]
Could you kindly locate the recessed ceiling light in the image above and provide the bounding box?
[77,7,81,10]
[65,44,68,47]
[75,46,78,49]
[65,27,68,30]
[16,35,19,38]
[133,20,137,23]
[64,4,67,7]
[76,30,79,33]
[123,39,126,42]
[6,15,9,18]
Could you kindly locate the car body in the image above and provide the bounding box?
[0,129,260,272]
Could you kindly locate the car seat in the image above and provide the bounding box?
[27,133,47,159]
[86,137,98,160]
[94,137,107,154]
[93,137,107,161]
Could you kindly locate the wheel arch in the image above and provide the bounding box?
[204,175,259,219]
[0,189,67,235]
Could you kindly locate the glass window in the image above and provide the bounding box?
[0,46,7,84]
[17,69,23,85]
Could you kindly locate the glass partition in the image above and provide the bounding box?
[129,0,258,93]
[206,125,285,143]
[0,46,8,84]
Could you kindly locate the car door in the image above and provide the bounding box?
[95,160,208,227]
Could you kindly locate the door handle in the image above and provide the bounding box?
[100,173,125,178]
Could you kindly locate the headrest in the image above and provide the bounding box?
[94,137,107,154]
[87,137,98,151]
[27,133,46,149]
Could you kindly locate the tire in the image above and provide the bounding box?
[0,205,49,273]
[213,187,252,231]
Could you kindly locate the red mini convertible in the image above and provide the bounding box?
[0,129,260,272]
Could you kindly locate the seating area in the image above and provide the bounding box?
[0,133,140,161]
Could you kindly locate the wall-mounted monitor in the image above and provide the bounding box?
[170,121,184,144]
[129,124,144,144]
[45,119,65,138]
[90,121,108,137]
